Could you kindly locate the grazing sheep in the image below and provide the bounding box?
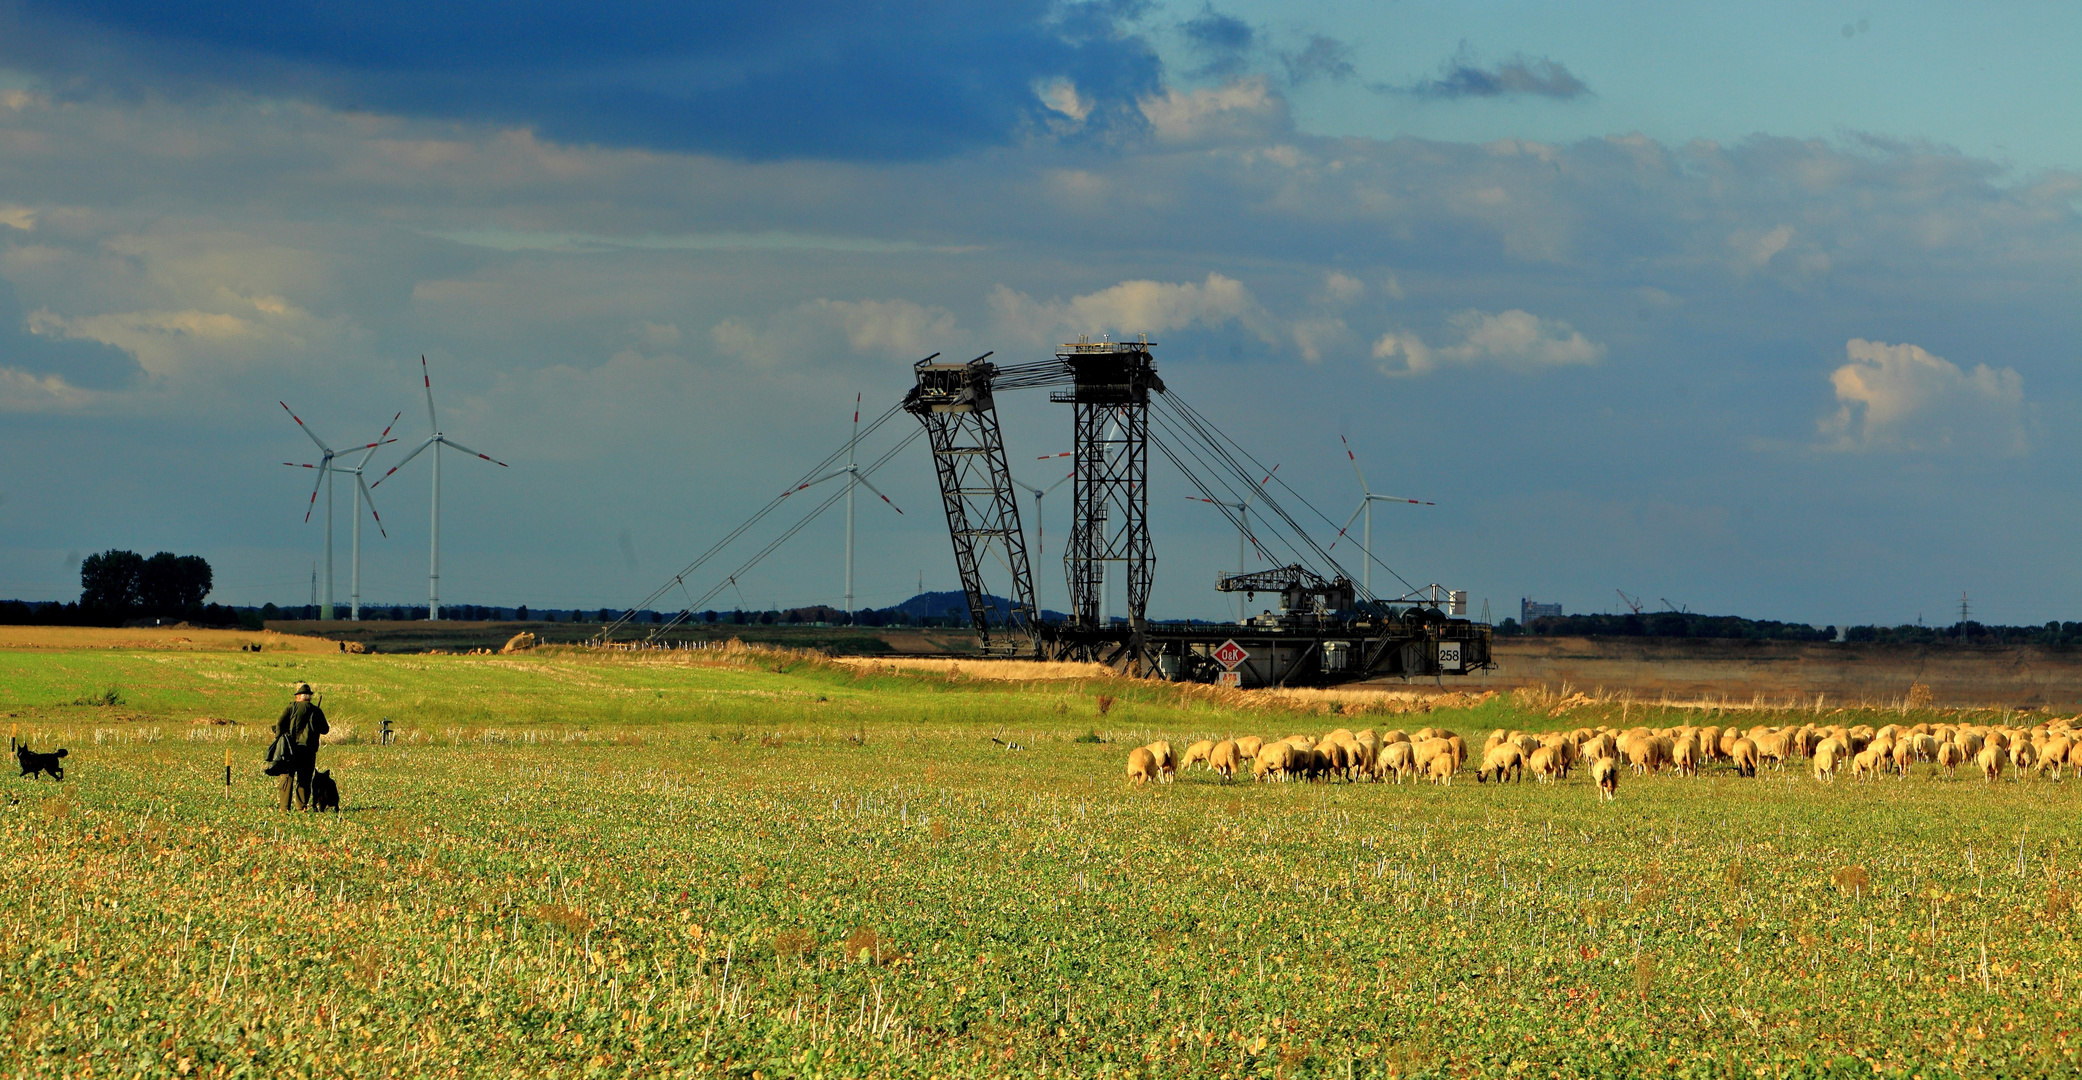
[2037,738,2071,780]
[1850,747,1883,780]
[1181,740,1216,770]
[1528,745,1563,782]
[1891,737,1917,778]
[1583,733,1618,764]
[1621,735,1669,775]
[1380,741,1417,783]
[1812,739,1845,781]
[2010,740,2037,774]
[1956,731,1984,760]
[1145,741,1177,782]
[1424,749,1457,786]
[1208,739,1241,780]
[1126,747,1157,785]
[1977,743,2008,783]
[1935,741,1964,779]
[1252,741,1298,782]
[1477,743,1525,783]
[1670,736,1698,778]
[1412,737,1453,774]
[1381,729,1410,746]
[1234,735,1265,761]
[1315,740,1351,781]
[1754,731,1791,769]
[1591,757,1619,802]
[1698,726,1724,761]
[1730,737,1759,778]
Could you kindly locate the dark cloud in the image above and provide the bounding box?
[0,0,1164,160]
[1179,4,1254,78]
[1281,34,1354,85]
[0,279,139,390]
[1402,43,1589,100]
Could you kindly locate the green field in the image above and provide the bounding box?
[2,642,2079,1078]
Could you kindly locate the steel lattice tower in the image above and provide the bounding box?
[903,355,1037,651]
[1052,340,1162,663]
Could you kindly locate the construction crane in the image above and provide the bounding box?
[1616,589,1644,615]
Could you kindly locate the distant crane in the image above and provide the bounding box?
[1616,589,1644,615]
[1660,597,1688,614]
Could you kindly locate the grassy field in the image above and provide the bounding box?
[2,633,2079,1078]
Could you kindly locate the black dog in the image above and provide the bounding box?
[16,745,67,781]
[310,770,339,811]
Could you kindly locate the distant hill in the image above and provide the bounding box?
[879,591,1067,623]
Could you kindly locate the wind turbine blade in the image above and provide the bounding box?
[421,355,437,432]
[302,463,326,523]
[1339,434,1368,494]
[1044,471,1073,495]
[437,437,508,467]
[1373,495,1436,506]
[359,411,404,465]
[852,473,904,514]
[1037,452,1072,460]
[788,471,846,494]
[358,475,388,538]
[1327,499,1366,551]
[1242,463,1281,509]
[281,401,334,454]
[371,437,435,488]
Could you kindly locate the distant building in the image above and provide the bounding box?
[1521,598,1563,622]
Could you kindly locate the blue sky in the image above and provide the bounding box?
[0,1,2078,628]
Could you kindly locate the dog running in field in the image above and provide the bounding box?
[15,744,68,781]
[310,770,339,811]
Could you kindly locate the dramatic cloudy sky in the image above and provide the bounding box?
[2,1,2079,627]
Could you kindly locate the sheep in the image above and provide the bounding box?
[1730,737,1759,778]
[1234,735,1265,761]
[1483,730,1511,755]
[1477,743,1525,784]
[1208,739,1241,780]
[1977,743,2008,783]
[1621,734,1668,775]
[1850,747,1884,780]
[1754,731,1791,769]
[1591,757,1619,802]
[1670,736,1698,778]
[2009,739,2037,774]
[1126,747,1157,785]
[1181,740,1216,771]
[1315,740,1351,782]
[1539,734,1578,777]
[1412,737,1454,775]
[1252,741,1298,782]
[1583,733,1618,764]
[1528,744,1563,782]
[1698,726,1724,761]
[1425,749,1457,786]
[1145,741,1177,782]
[1812,738,1847,781]
[1935,741,1964,779]
[1379,741,1417,783]
[2037,737,2071,780]
[1890,737,1917,778]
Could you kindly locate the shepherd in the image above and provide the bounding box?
[273,683,329,811]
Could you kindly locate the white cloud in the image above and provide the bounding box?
[1372,309,1604,376]
[1820,338,2026,455]
[1137,77,1289,146]
[0,205,34,231]
[710,297,958,366]
[0,366,95,411]
[1319,271,1364,304]
[988,273,1262,345]
[1034,78,1092,124]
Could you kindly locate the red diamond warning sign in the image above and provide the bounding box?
[1212,639,1249,669]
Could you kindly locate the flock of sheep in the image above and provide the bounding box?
[1124,716,2082,799]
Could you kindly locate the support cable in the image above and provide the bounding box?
[595,401,911,642]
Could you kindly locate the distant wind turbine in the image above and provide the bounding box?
[1187,464,1278,622]
[1331,435,1433,596]
[787,393,903,621]
[280,403,397,620]
[372,356,508,620]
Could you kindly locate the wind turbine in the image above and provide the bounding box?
[280,403,397,621]
[788,393,903,622]
[1187,464,1278,622]
[1332,435,1434,596]
[325,413,400,619]
[372,356,509,621]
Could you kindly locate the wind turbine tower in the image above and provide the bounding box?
[1334,436,1434,596]
[790,393,903,621]
[1187,464,1279,622]
[281,402,396,621]
[373,356,509,620]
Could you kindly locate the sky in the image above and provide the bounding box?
[1,0,2079,628]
